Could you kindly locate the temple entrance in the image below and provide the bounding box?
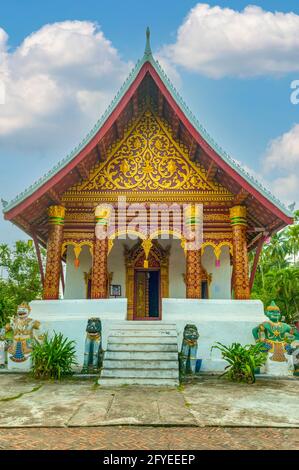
[125,239,170,320]
[134,269,160,320]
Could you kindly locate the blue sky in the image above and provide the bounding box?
[1,1,299,243]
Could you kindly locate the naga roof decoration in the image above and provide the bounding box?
[2,28,293,238]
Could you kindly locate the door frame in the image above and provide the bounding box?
[133,267,161,321]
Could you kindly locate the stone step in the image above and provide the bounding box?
[109,323,176,330]
[105,351,178,361]
[109,330,177,337]
[102,368,179,378]
[99,323,179,387]
[108,336,178,344]
[103,359,178,369]
[107,343,178,352]
[99,377,179,387]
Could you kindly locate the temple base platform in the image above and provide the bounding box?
[4,298,267,376]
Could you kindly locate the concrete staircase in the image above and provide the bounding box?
[99,322,179,386]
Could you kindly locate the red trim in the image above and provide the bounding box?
[5,61,292,227]
[5,63,151,221]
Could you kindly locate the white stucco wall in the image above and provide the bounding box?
[64,245,92,299]
[27,299,127,371]
[159,239,186,298]
[107,240,128,298]
[163,298,265,371]
[63,238,232,300]
[202,245,232,299]
[8,298,266,373]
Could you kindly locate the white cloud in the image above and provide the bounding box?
[160,4,299,78]
[261,124,299,205]
[264,123,299,171]
[0,21,132,142]
[270,174,299,203]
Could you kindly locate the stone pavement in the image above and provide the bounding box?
[0,426,298,450]
[0,374,298,428]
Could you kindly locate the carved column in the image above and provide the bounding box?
[91,206,109,299]
[186,249,203,299]
[43,205,65,300]
[230,205,250,299]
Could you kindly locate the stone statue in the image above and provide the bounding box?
[180,324,199,374]
[82,318,102,373]
[5,302,41,365]
[252,301,299,376]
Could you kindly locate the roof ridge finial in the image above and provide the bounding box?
[144,26,152,57]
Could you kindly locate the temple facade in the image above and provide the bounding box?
[2,32,293,379]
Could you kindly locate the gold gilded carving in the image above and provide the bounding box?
[48,205,65,219]
[230,205,250,300]
[141,238,153,268]
[204,213,230,222]
[204,232,232,240]
[201,241,233,259]
[125,240,170,320]
[186,249,203,299]
[63,109,233,203]
[61,241,94,260]
[43,210,65,300]
[63,232,94,240]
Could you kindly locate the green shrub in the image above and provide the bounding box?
[31,332,77,380]
[211,342,267,384]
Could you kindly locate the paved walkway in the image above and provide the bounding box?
[0,427,298,450]
[0,374,298,428]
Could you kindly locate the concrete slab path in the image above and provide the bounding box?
[0,374,298,428]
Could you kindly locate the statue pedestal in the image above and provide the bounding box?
[7,355,32,372]
[265,356,292,377]
[0,341,5,368]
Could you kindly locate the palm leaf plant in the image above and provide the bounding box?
[31,332,77,380]
[211,342,267,384]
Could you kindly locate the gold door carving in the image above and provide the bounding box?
[124,240,170,320]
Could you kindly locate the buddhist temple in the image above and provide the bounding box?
[2,30,293,382]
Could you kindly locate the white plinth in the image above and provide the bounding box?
[6,298,271,374]
[162,299,265,372]
[28,299,127,369]
[265,356,293,377]
[7,356,32,371]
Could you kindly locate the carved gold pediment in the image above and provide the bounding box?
[63,108,233,203]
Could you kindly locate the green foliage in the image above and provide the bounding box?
[31,332,77,380]
[250,210,299,324]
[211,342,267,384]
[0,241,45,327]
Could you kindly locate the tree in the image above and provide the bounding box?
[250,209,299,324]
[0,241,45,327]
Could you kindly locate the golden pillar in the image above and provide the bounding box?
[43,205,65,300]
[184,202,203,299]
[186,249,203,299]
[230,205,250,299]
[91,206,110,299]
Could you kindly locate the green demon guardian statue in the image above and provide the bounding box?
[252,301,299,376]
[82,317,103,373]
[180,324,199,374]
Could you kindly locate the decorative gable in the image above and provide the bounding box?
[63,108,233,203]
